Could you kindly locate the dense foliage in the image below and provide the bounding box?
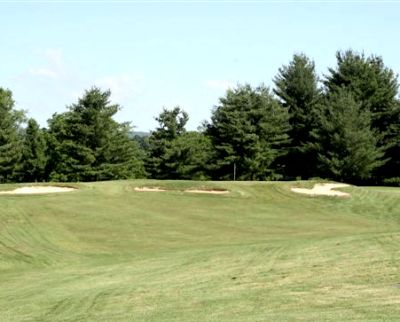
[19,118,47,182]
[309,90,385,182]
[324,51,400,182]
[0,49,399,184]
[206,84,290,180]
[145,107,212,180]
[273,54,321,179]
[0,88,24,183]
[46,88,145,181]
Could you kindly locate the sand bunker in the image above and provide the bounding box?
[291,183,350,197]
[134,187,167,192]
[0,186,76,195]
[134,187,229,194]
[185,189,229,195]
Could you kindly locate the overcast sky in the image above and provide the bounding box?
[1,1,399,131]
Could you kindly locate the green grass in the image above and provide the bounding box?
[0,180,399,321]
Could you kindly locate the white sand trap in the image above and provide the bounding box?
[0,186,76,195]
[134,187,167,192]
[185,189,229,195]
[291,183,350,197]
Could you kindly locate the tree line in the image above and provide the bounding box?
[1,50,399,184]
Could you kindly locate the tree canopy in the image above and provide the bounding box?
[310,90,386,182]
[0,49,399,185]
[324,50,400,181]
[0,88,24,183]
[274,54,321,179]
[146,107,211,179]
[47,87,145,181]
[19,118,47,182]
[207,84,290,180]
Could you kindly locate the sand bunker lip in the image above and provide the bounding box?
[0,186,76,195]
[291,183,350,197]
[134,187,229,194]
[134,187,167,192]
[185,189,229,194]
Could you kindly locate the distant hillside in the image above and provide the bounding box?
[130,131,150,138]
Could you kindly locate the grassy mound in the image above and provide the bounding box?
[0,180,399,321]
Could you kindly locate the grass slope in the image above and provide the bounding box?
[0,180,399,321]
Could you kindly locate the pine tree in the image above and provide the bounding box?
[163,131,212,180]
[273,54,321,179]
[207,84,290,180]
[146,107,213,179]
[93,122,146,180]
[310,89,385,182]
[324,50,398,130]
[20,118,47,182]
[0,88,24,183]
[324,50,400,181]
[47,87,145,181]
[146,107,189,179]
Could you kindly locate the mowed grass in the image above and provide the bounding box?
[0,180,399,321]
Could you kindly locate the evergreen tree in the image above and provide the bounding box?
[47,87,145,181]
[20,118,47,182]
[163,131,212,180]
[0,88,24,183]
[383,101,400,183]
[324,50,398,129]
[146,107,189,179]
[310,90,385,182]
[94,122,146,180]
[324,50,400,180]
[274,54,321,179]
[207,84,290,180]
[46,113,75,182]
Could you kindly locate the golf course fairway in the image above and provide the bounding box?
[0,180,399,321]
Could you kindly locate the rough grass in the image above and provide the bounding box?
[0,180,399,321]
